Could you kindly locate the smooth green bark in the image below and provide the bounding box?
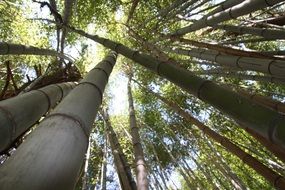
[0,82,75,152]
[127,76,149,190]
[167,47,285,78]
[0,52,117,190]
[204,0,244,17]
[0,42,73,62]
[171,0,283,35]
[213,24,285,39]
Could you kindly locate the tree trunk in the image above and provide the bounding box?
[60,0,76,53]
[0,82,75,153]
[166,47,285,78]
[102,109,137,190]
[0,52,117,190]
[48,0,61,51]
[203,0,244,18]
[81,138,91,190]
[100,135,107,190]
[171,0,283,36]
[170,36,277,59]
[69,26,285,149]
[238,89,285,115]
[198,69,285,85]
[213,24,285,39]
[127,75,149,190]
[148,143,168,189]
[0,42,73,62]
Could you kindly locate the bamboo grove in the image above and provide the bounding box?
[0,0,285,189]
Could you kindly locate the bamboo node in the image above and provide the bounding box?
[78,82,103,103]
[196,80,212,99]
[92,68,109,79]
[0,106,16,142]
[53,84,64,100]
[267,114,284,143]
[44,113,89,142]
[35,89,51,113]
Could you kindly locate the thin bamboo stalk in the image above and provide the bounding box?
[171,0,283,36]
[166,47,285,78]
[0,42,73,62]
[127,75,149,190]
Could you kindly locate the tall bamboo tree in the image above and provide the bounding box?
[0,43,73,62]
[171,0,284,36]
[0,52,117,190]
[127,74,149,190]
[0,82,75,152]
[102,109,137,190]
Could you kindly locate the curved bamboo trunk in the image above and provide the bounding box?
[166,47,285,78]
[0,52,117,190]
[171,0,283,36]
[0,43,73,62]
[0,82,75,152]
[102,109,137,190]
[127,76,149,190]
[213,24,285,39]
[69,26,285,149]
[141,84,285,189]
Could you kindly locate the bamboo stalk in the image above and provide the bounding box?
[0,82,75,152]
[0,52,117,190]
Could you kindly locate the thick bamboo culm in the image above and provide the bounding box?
[0,52,117,190]
[0,82,76,152]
